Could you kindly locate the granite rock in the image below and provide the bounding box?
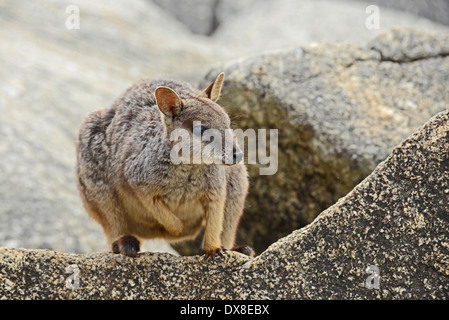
[0,0,217,254]
[212,0,449,59]
[152,0,219,35]
[360,0,449,26]
[1,109,448,299]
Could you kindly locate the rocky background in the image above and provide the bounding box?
[0,0,448,290]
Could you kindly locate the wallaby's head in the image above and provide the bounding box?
[155,73,243,166]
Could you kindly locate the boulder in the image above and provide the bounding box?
[1,109,448,299]
[150,0,449,40]
[198,28,449,254]
[0,0,216,254]
[359,0,449,26]
[152,0,219,35]
[212,0,449,59]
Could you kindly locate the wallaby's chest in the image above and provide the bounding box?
[159,169,208,222]
[162,165,222,201]
[159,165,225,214]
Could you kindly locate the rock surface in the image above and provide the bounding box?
[360,0,449,26]
[212,0,449,59]
[150,0,449,55]
[0,0,216,254]
[1,109,448,299]
[199,28,449,254]
[152,0,219,35]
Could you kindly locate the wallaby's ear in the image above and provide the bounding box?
[198,72,225,102]
[155,86,183,120]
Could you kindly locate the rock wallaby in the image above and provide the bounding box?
[76,73,254,259]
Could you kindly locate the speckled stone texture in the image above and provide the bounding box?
[194,27,449,255]
[1,109,448,299]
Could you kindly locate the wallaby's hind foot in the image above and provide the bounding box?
[232,245,255,257]
[112,235,141,257]
[202,245,254,262]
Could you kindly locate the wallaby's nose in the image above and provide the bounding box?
[233,150,244,164]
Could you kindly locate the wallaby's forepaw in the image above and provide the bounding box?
[167,219,183,237]
[232,245,255,257]
[202,246,225,262]
[112,235,140,257]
